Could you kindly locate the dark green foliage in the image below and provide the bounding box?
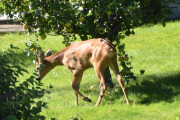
[0,46,51,120]
[1,0,177,41]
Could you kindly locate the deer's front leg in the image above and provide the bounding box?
[95,82,107,107]
[94,66,107,107]
[71,71,92,106]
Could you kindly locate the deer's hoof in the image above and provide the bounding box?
[83,97,92,103]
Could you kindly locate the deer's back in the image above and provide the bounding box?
[62,38,116,72]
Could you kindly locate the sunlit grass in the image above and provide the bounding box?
[124,21,180,74]
[0,21,180,119]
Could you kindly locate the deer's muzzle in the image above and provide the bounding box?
[36,76,41,81]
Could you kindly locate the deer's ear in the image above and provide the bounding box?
[45,48,52,57]
[38,50,45,62]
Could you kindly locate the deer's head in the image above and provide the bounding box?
[35,48,52,80]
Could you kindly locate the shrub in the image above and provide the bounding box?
[0,45,51,120]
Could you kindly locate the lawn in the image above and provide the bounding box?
[0,21,180,120]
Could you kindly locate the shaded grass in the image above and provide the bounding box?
[128,72,180,104]
[0,21,180,119]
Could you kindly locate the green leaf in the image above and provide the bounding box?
[49,84,54,89]
[39,116,46,120]
[140,70,145,74]
[132,30,135,34]
[87,12,92,16]
[7,115,16,120]
[36,101,42,108]
[162,21,166,27]
[20,68,28,73]
[10,44,13,48]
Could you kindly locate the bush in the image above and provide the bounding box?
[0,45,51,120]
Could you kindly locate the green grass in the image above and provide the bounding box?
[0,21,180,120]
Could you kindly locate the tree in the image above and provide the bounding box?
[0,0,177,87]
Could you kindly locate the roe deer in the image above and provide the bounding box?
[35,38,130,107]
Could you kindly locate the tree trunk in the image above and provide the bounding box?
[104,67,114,88]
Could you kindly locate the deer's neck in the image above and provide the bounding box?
[44,50,64,68]
[38,50,65,80]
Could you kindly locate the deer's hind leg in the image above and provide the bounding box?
[71,70,92,106]
[109,59,130,105]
